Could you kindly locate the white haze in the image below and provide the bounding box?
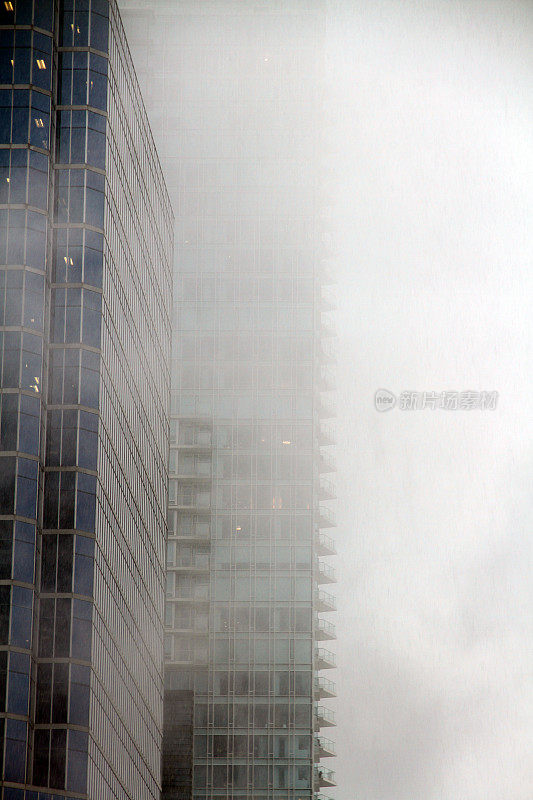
[120,1,532,797]
[328,2,532,799]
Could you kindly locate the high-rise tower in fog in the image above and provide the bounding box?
[0,1,172,798]
[121,2,338,798]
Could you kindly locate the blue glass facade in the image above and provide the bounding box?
[0,1,172,798]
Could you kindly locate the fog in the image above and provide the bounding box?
[329,2,532,798]
[119,1,532,797]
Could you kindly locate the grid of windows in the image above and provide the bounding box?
[0,0,54,787]
[1,1,172,798]
[121,1,336,798]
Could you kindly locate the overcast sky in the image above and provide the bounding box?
[328,2,532,798]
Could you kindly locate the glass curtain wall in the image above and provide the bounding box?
[0,2,172,798]
[120,2,336,798]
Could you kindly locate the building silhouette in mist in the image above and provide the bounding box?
[122,2,338,798]
[0,1,172,797]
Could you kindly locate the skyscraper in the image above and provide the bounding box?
[0,1,172,798]
[121,2,337,798]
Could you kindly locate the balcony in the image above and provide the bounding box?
[319,286,337,311]
[319,341,336,365]
[318,452,336,474]
[173,491,211,511]
[316,505,336,529]
[315,617,336,641]
[318,366,336,392]
[315,589,336,613]
[314,531,336,557]
[176,427,212,451]
[318,423,335,446]
[173,469,211,483]
[316,560,336,585]
[315,647,336,670]
[318,257,336,284]
[314,676,337,699]
[320,313,337,338]
[170,524,211,542]
[172,554,210,572]
[318,399,337,420]
[318,478,336,501]
[315,736,336,758]
[314,766,337,788]
[315,705,336,729]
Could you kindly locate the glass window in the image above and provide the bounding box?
[33,728,50,786]
[0,519,12,579]
[13,520,35,583]
[7,652,30,715]
[67,730,88,793]
[69,664,90,726]
[74,534,94,596]
[71,598,92,660]
[4,719,27,783]
[16,456,38,517]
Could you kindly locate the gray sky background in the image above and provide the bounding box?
[328,2,532,798]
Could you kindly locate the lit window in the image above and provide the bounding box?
[5,2,14,11]
[36,59,46,70]
[34,118,44,128]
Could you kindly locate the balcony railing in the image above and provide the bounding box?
[318,366,336,392]
[173,469,211,482]
[315,705,336,728]
[173,491,211,509]
[173,554,210,571]
[319,477,336,501]
[315,589,336,612]
[314,531,336,556]
[318,452,336,474]
[318,423,335,446]
[319,286,337,310]
[316,560,336,585]
[314,766,337,788]
[318,257,336,284]
[314,676,337,699]
[315,617,336,641]
[320,313,337,338]
[316,505,336,529]
[315,736,336,758]
[318,399,337,420]
[319,341,336,364]
[315,647,336,669]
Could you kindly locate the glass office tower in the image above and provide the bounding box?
[0,1,173,798]
[121,2,337,798]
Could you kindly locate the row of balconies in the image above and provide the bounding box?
[315,274,338,788]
